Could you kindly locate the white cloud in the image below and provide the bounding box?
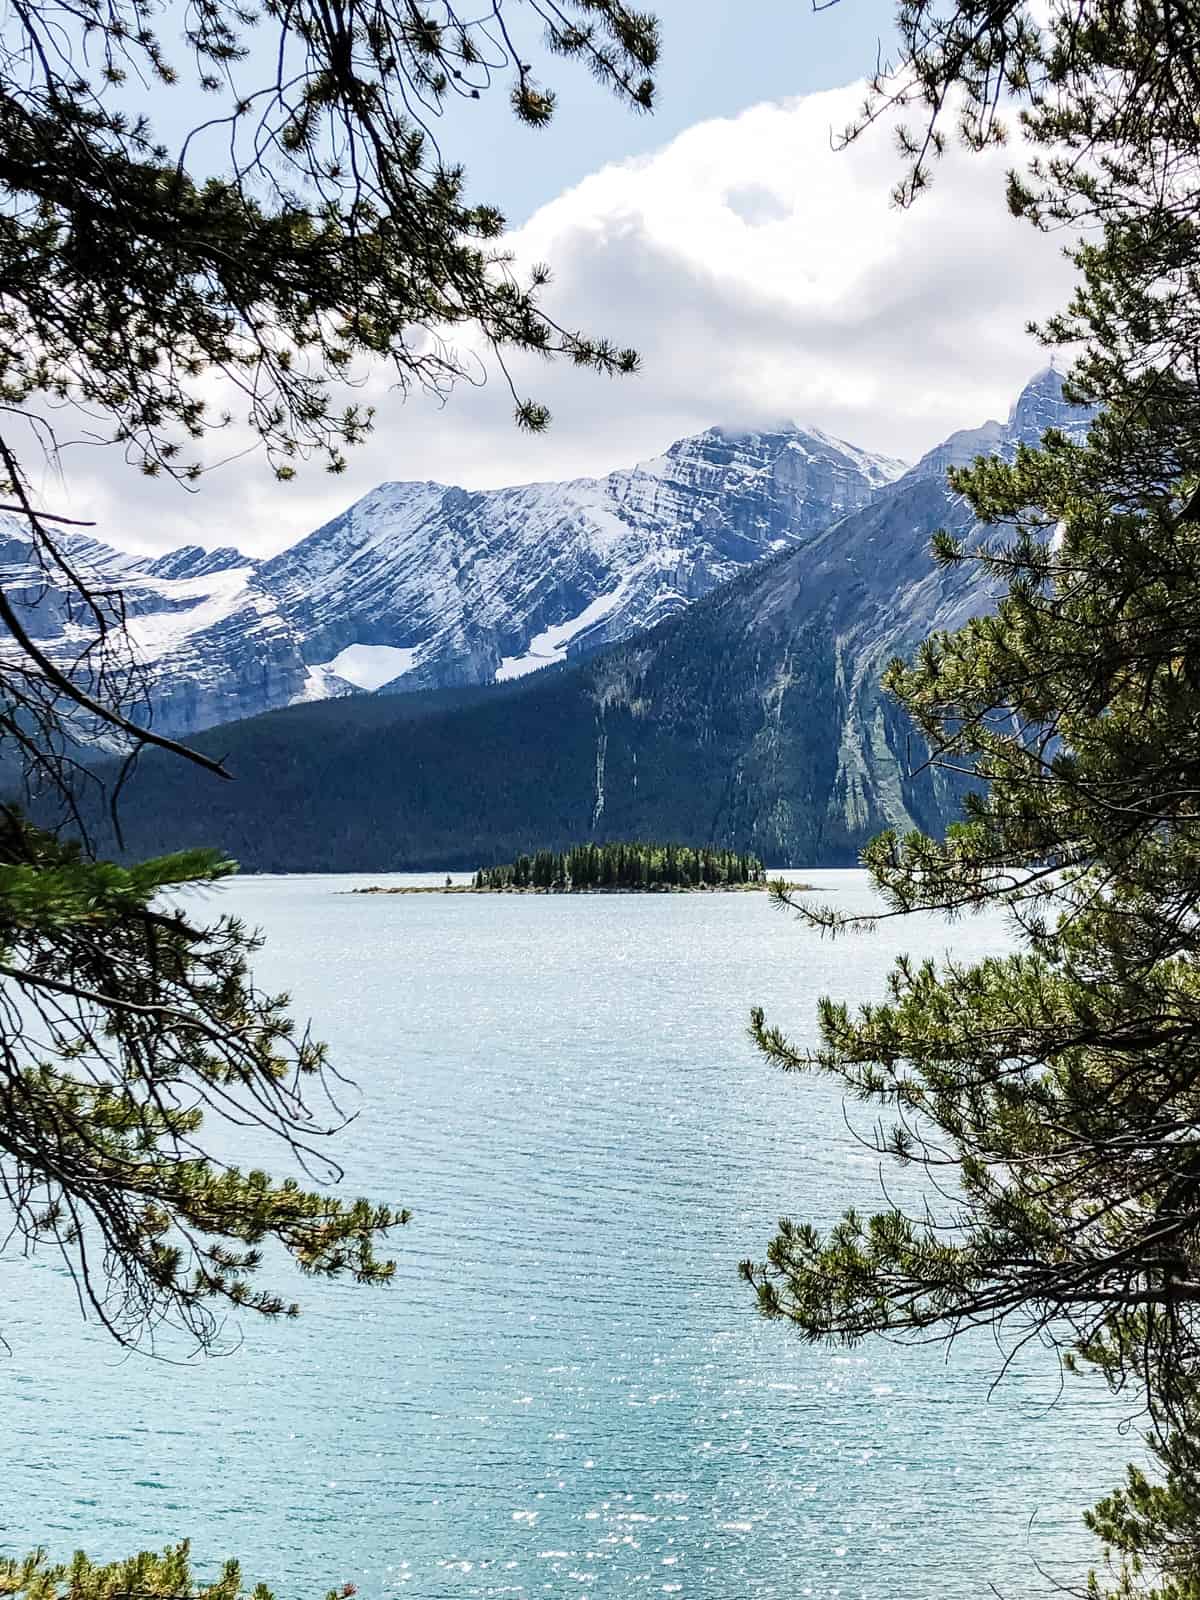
[51,81,1076,557]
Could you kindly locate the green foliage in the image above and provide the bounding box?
[473,840,765,890]
[0,0,660,795]
[0,1542,354,1600]
[0,807,404,1350]
[744,4,1200,1595]
[0,0,665,1363]
[0,0,659,1592]
[0,0,659,487]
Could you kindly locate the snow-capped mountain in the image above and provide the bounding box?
[0,532,358,738]
[2,369,1088,744]
[259,422,905,693]
[905,364,1089,482]
[98,368,1099,872]
[2,421,906,738]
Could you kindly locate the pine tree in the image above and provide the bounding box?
[470,840,763,892]
[0,0,661,1589]
[745,7,1200,1595]
[1,1542,357,1600]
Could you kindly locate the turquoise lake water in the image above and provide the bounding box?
[0,870,1142,1598]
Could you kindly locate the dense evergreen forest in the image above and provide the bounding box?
[473,841,765,890]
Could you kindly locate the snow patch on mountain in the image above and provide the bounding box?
[496,581,631,681]
[323,642,420,690]
[118,566,263,654]
[300,663,359,702]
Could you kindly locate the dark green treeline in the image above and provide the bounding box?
[473,841,766,891]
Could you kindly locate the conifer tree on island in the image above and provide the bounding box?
[743,6,1200,1596]
[0,3,658,1597]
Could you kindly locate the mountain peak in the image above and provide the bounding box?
[22,409,904,738]
[1006,363,1092,444]
[907,365,1092,483]
[147,544,253,582]
[661,418,905,492]
[20,375,1086,745]
[1013,361,1060,394]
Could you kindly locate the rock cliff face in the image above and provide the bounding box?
[95,370,1096,872]
[0,423,905,738]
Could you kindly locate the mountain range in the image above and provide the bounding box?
[81,367,1091,870]
[3,420,906,739]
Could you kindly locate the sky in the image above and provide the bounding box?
[39,2,1077,557]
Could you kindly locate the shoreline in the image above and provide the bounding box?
[348,881,816,896]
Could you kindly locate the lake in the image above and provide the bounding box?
[0,870,1140,1599]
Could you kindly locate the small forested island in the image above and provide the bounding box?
[476,842,766,890]
[352,842,802,894]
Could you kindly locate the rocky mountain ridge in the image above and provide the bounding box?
[1,418,907,738]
